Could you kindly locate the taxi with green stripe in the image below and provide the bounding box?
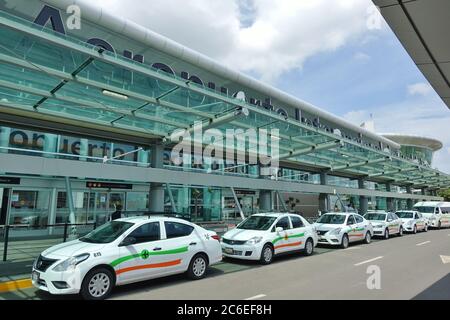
[364,211,404,239]
[221,213,318,264]
[31,216,222,300]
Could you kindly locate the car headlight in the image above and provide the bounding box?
[53,253,90,272]
[245,237,263,245]
[330,228,342,235]
[407,220,414,226]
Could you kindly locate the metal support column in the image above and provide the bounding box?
[276,191,288,212]
[319,172,329,213]
[358,178,368,215]
[406,185,414,209]
[259,190,273,212]
[64,177,77,239]
[165,184,178,213]
[149,144,165,212]
[386,183,395,212]
[230,187,245,220]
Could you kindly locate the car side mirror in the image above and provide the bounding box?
[275,227,284,233]
[119,236,136,247]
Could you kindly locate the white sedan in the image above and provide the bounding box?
[396,211,429,233]
[364,211,403,239]
[313,213,373,249]
[221,213,318,264]
[31,216,222,300]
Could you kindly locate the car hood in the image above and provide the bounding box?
[400,218,414,223]
[223,228,267,241]
[313,223,344,231]
[41,239,106,259]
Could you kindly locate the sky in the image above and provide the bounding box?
[95,0,450,173]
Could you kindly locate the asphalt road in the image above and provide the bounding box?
[2,229,450,300]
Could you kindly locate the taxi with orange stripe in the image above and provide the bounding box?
[313,213,374,249]
[221,213,318,264]
[31,215,222,300]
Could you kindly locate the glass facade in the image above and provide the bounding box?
[400,146,433,165]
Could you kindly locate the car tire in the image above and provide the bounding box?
[260,244,274,265]
[424,224,429,232]
[340,234,349,249]
[438,221,442,230]
[304,238,314,256]
[187,253,209,280]
[384,229,389,240]
[399,227,403,237]
[80,267,115,300]
[364,232,372,244]
[413,225,417,234]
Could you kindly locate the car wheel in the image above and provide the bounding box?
[80,267,114,300]
[384,229,389,240]
[260,244,274,265]
[438,221,442,230]
[304,238,314,256]
[187,253,208,280]
[424,224,429,232]
[413,225,417,234]
[340,234,349,249]
[399,227,403,237]
[364,232,372,244]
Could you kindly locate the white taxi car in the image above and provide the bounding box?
[364,211,403,239]
[31,216,222,300]
[313,213,373,249]
[221,213,318,264]
[395,211,429,233]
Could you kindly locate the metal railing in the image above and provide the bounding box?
[1,222,97,262]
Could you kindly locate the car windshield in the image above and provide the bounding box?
[317,214,346,225]
[396,212,414,219]
[365,213,386,221]
[237,216,277,231]
[414,206,435,214]
[79,221,134,244]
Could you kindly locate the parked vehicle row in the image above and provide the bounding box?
[31,202,450,300]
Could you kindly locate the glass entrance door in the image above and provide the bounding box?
[88,191,125,225]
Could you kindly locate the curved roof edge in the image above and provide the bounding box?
[44,0,400,150]
[381,134,443,152]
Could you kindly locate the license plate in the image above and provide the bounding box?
[32,271,40,282]
[224,248,234,254]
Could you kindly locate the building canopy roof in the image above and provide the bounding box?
[0,10,449,189]
[374,0,450,110]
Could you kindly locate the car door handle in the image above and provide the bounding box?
[153,247,162,251]
[189,242,197,246]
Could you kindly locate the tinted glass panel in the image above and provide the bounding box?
[290,216,304,228]
[127,222,160,244]
[165,221,194,239]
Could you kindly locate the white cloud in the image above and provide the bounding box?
[353,52,371,62]
[93,0,384,82]
[343,95,450,173]
[408,82,433,96]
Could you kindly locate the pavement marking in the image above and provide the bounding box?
[344,247,361,251]
[440,255,450,264]
[245,294,266,300]
[416,241,431,246]
[354,256,383,267]
[0,279,32,293]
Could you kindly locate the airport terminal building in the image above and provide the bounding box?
[0,0,449,244]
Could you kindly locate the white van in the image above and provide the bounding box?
[413,202,450,229]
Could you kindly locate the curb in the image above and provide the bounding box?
[0,278,32,293]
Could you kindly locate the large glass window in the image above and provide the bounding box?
[9,190,50,226]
